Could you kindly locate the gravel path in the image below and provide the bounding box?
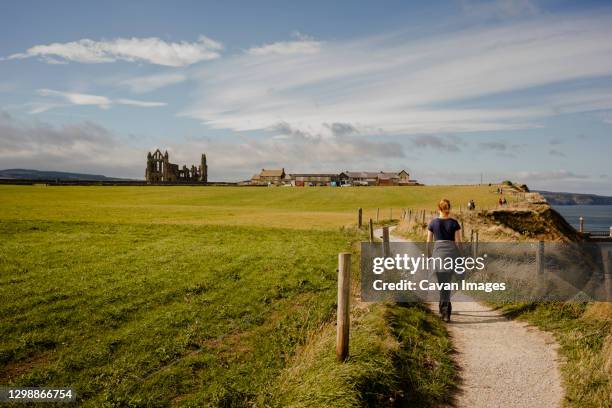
[374,227,564,407]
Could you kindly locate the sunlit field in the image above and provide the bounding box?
[0,184,497,406]
[0,185,499,229]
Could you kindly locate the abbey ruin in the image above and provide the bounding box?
[145,149,207,183]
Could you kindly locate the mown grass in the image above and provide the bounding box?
[496,302,611,408]
[0,185,480,406]
[0,185,499,230]
[0,220,354,406]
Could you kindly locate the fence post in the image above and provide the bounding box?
[358,208,363,228]
[390,208,393,220]
[579,216,584,233]
[376,208,380,222]
[536,241,544,275]
[382,226,390,258]
[369,219,374,242]
[604,250,612,301]
[336,253,351,361]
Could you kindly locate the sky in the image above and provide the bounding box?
[1,0,612,194]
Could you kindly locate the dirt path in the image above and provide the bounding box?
[373,227,564,407]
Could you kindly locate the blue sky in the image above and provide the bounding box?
[1,0,612,194]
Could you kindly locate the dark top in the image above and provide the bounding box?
[428,217,461,241]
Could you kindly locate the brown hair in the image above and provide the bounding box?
[438,199,451,215]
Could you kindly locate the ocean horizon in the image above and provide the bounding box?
[552,204,612,232]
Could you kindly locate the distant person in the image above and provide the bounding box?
[427,199,462,323]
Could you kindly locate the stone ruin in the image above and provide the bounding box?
[145,149,207,183]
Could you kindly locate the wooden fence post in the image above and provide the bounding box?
[358,208,363,228]
[369,219,374,242]
[536,241,544,275]
[336,253,351,362]
[604,250,612,301]
[376,208,380,222]
[382,226,390,258]
[579,216,584,233]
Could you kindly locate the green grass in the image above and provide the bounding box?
[268,303,456,408]
[0,185,491,406]
[0,220,354,406]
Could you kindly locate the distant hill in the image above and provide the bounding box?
[537,190,612,205]
[0,169,131,181]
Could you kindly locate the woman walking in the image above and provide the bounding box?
[427,199,462,322]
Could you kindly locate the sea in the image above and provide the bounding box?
[553,205,612,232]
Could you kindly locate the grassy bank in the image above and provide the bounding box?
[268,303,456,408]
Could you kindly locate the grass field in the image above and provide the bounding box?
[0,185,499,229]
[0,184,496,406]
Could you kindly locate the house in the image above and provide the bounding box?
[251,168,286,185]
[344,172,380,186]
[344,170,417,186]
[289,173,345,186]
[377,172,399,186]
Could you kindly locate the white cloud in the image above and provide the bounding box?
[114,99,167,107]
[182,12,612,137]
[26,102,69,114]
[119,72,187,93]
[6,36,223,67]
[247,31,322,56]
[247,39,322,56]
[460,0,539,19]
[35,89,166,111]
[38,89,112,108]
